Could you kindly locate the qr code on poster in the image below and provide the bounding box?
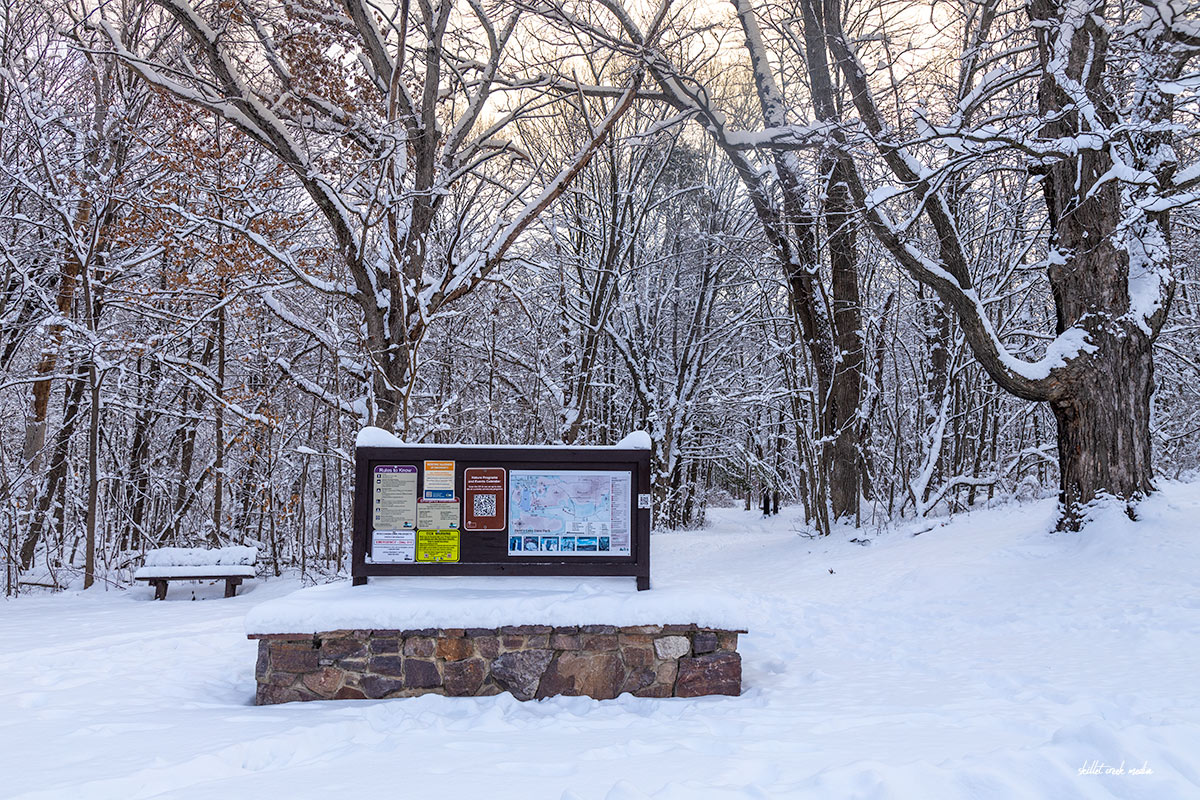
[473,494,497,518]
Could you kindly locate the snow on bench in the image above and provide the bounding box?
[134,546,257,600]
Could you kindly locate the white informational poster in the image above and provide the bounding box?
[508,470,632,557]
[372,465,417,529]
[370,530,415,563]
[417,500,460,531]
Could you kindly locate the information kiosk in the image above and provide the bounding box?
[352,437,653,590]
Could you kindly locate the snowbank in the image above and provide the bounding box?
[245,577,750,635]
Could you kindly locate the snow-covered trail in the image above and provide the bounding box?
[3,485,1199,799]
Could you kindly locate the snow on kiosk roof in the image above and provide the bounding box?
[351,427,653,590]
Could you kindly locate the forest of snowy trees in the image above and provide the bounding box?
[2,0,1198,593]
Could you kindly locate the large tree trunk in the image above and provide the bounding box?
[1031,0,1159,525]
[1050,333,1155,526]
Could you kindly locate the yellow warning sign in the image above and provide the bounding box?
[416,530,460,563]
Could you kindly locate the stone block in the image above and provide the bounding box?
[581,634,618,651]
[320,637,367,661]
[550,633,580,650]
[622,647,654,669]
[473,636,500,659]
[675,652,741,697]
[620,667,656,695]
[255,642,270,679]
[653,635,690,660]
[491,649,553,701]
[271,642,318,673]
[579,625,618,635]
[263,669,296,687]
[499,625,553,635]
[500,635,526,651]
[257,683,306,705]
[619,625,660,635]
[633,683,673,698]
[398,628,437,637]
[436,637,474,662]
[717,631,739,651]
[552,626,579,635]
[302,667,345,698]
[465,628,496,638]
[536,652,624,700]
[359,674,406,698]
[337,658,367,674]
[368,655,404,674]
[443,659,485,696]
[692,631,719,654]
[662,624,696,633]
[443,628,466,638]
[368,637,399,655]
[619,634,653,647]
[404,659,442,689]
[403,637,435,658]
[334,685,366,700]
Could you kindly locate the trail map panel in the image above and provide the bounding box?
[508,470,631,556]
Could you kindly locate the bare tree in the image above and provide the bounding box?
[93,0,651,434]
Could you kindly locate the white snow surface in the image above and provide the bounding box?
[135,565,257,579]
[356,426,653,450]
[141,545,257,567]
[355,425,406,447]
[614,430,651,450]
[245,578,747,634]
[5,482,1200,799]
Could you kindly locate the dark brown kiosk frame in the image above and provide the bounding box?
[352,445,652,590]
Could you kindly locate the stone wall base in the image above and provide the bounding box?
[251,624,743,703]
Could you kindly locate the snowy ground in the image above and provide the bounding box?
[4,484,1200,800]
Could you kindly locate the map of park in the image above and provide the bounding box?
[508,470,631,555]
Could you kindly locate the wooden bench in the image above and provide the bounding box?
[134,546,258,600]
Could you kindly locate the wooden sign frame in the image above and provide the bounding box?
[352,445,652,590]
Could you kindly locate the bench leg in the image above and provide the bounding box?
[153,580,168,601]
[225,578,241,598]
